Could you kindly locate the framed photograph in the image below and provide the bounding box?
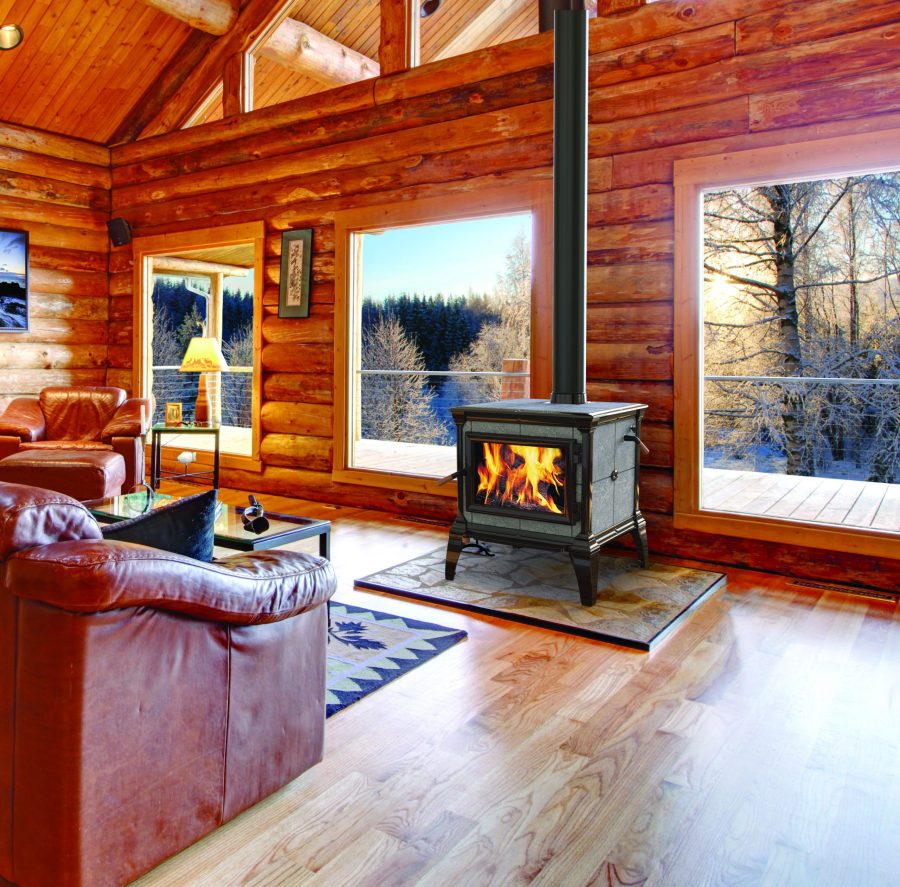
[165,402,183,425]
[0,229,28,332]
[278,228,313,318]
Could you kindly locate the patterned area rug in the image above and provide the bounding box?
[356,545,725,651]
[326,602,467,717]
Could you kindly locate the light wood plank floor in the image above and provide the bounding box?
[121,483,900,887]
[704,467,900,531]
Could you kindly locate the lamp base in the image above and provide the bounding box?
[195,374,210,424]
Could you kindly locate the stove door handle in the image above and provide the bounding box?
[438,470,461,486]
[624,432,650,456]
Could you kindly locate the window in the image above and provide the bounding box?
[334,185,551,495]
[674,131,900,557]
[133,223,263,469]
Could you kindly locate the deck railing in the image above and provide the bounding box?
[151,366,252,427]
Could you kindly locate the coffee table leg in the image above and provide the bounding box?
[319,528,330,560]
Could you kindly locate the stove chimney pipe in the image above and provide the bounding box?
[549,0,588,405]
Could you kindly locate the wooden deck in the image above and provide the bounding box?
[353,438,457,478]
[703,468,899,532]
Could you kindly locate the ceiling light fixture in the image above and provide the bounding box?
[0,24,23,51]
[420,0,442,18]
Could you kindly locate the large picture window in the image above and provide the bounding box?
[334,186,551,495]
[674,132,900,557]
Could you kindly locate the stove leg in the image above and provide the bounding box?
[446,531,465,581]
[570,545,599,607]
[632,512,649,568]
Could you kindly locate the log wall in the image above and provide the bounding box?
[0,124,111,409]
[106,0,900,587]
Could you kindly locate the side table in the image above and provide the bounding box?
[150,424,220,489]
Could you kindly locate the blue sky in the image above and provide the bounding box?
[361,213,531,301]
[0,230,26,282]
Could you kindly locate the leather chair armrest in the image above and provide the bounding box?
[0,398,46,441]
[102,398,152,440]
[6,542,336,624]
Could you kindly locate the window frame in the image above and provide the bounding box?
[132,221,264,474]
[673,130,900,559]
[333,183,552,497]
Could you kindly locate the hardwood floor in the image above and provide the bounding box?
[127,483,900,887]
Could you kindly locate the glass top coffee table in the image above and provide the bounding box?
[87,491,331,558]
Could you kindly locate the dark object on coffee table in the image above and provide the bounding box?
[242,494,270,534]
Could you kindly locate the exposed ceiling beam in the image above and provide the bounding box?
[433,0,532,61]
[122,0,295,141]
[259,18,379,86]
[151,256,250,276]
[380,0,419,75]
[140,0,238,36]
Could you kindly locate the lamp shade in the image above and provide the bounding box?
[180,337,228,373]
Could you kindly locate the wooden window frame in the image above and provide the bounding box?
[132,221,264,474]
[673,130,900,559]
[333,183,552,497]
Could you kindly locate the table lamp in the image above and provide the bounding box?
[180,336,228,424]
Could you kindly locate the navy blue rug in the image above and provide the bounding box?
[326,602,467,717]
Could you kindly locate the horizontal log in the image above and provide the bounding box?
[586,380,673,422]
[261,315,334,346]
[644,513,900,593]
[28,293,109,322]
[262,343,333,374]
[611,107,900,188]
[587,261,673,303]
[587,219,674,263]
[0,168,109,211]
[221,465,455,522]
[140,0,237,35]
[0,121,109,167]
[260,401,333,437]
[115,66,553,189]
[749,68,900,132]
[588,156,613,192]
[260,433,333,471]
[0,343,107,370]
[589,22,735,89]
[588,183,673,225]
[587,341,673,381]
[121,136,552,231]
[263,373,333,405]
[636,466,674,514]
[151,255,250,276]
[0,217,107,254]
[737,0,900,56]
[632,420,673,469]
[589,22,900,125]
[0,195,106,231]
[8,319,109,345]
[113,100,551,209]
[590,96,749,156]
[587,303,672,343]
[29,245,109,275]
[105,368,134,392]
[0,146,110,190]
[29,268,108,298]
[266,226,336,257]
[106,344,134,369]
[261,284,335,313]
[0,368,106,395]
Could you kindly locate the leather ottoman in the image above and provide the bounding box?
[0,449,127,500]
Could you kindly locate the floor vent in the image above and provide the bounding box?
[790,579,898,602]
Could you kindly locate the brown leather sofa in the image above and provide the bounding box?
[0,482,337,887]
[0,386,151,491]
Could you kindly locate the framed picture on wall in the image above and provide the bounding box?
[278,228,313,318]
[0,229,28,332]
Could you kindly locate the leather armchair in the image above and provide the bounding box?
[0,386,151,490]
[0,482,337,887]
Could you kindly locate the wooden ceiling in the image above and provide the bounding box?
[0,0,539,145]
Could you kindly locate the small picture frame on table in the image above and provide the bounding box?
[278,228,312,318]
[165,402,183,425]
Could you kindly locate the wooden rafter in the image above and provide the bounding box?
[380,0,420,75]
[223,51,255,116]
[259,18,379,86]
[121,0,295,141]
[140,0,238,35]
[151,256,250,276]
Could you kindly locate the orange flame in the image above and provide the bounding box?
[475,442,565,514]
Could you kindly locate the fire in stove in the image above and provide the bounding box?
[474,441,565,514]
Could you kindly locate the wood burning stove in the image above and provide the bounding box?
[446,400,648,606]
[445,1,650,606]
